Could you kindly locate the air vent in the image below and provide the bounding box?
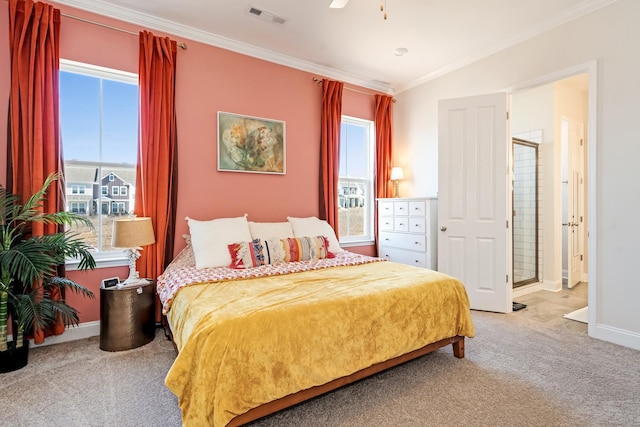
[247,6,286,24]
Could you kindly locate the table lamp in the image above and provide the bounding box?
[390,167,404,198]
[112,217,155,285]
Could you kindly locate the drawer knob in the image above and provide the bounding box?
[385,238,390,241]
[398,223,404,226]
[414,242,419,245]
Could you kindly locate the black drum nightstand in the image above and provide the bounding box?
[100,279,155,351]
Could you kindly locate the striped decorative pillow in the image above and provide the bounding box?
[280,236,334,262]
[228,236,335,269]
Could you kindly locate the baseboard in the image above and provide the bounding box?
[542,279,562,292]
[512,282,543,298]
[28,321,100,348]
[591,323,640,351]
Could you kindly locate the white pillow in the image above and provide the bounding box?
[287,216,344,254]
[248,221,295,240]
[186,215,252,269]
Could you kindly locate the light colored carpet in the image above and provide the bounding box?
[1,310,638,427]
[563,306,588,324]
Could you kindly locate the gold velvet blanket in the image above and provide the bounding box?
[165,261,474,427]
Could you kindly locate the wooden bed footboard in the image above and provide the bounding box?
[228,335,465,427]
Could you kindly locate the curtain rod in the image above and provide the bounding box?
[61,12,187,50]
[312,77,395,102]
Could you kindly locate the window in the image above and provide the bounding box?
[112,186,120,196]
[71,185,85,194]
[70,202,86,214]
[60,60,138,259]
[337,116,375,243]
[120,186,127,196]
[112,202,125,214]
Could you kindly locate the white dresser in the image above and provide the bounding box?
[377,197,438,270]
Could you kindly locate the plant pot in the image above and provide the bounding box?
[0,341,29,373]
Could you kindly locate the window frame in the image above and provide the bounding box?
[337,115,375,246]
[60,59,138,270]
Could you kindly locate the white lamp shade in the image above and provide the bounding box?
[390,167,404,181]
[112,217,156,248]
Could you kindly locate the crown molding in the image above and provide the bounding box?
[396,0,618,93]
[51,0,394,94]
[53,0,617,96]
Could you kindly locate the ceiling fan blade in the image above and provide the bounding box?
[329,0,350,9]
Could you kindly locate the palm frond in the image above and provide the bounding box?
[47,277,96,300]
[0,242,59,287]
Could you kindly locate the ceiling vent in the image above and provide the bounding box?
[248,6,286,24]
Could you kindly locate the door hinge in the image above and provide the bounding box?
[580,138,584,146]
[580,254,583,261]
[506,111,510,120]
[506,274,509,283]
[506,220,509,228]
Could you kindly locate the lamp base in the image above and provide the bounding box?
[118,248,141,288]
[393,181,400,198]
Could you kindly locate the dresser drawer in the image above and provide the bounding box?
[409,217,425,233]
[393,217,410,232]
[378,201,394,217]
[408,201,426,216]
[379,216,394,231]
[379,231,426,252]
[378,246,427,268]
[393,201,409,216]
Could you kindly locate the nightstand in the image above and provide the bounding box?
[99,279,155,351]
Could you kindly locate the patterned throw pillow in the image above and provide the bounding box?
[228,236,335,269]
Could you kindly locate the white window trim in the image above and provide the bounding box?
[61,59,138,266]
[120,186,127,196]
[101,186,108,195]
[112,186,120,195]
[66,250,129,270]
[338,115,375,244]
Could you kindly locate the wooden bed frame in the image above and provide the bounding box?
[161,318,464,427]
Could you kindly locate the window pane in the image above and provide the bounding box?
[338,118,374,242]
[60,63,138,253]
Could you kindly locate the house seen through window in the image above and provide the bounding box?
[59,60,138,254]
[338,116,375,243]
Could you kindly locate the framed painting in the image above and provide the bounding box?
[217,111,286,174]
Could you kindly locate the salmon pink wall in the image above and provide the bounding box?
[1,2,382,323]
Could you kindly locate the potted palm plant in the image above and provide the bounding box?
[0,173,96,373]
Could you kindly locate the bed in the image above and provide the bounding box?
[158,216,475,427]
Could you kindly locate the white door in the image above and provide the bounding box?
[566,119,585,288]
[438,93,511,313]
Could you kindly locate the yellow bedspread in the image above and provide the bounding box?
[165,261,474,427]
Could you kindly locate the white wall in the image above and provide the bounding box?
[394,0,640,349]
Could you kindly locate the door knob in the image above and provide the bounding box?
[440,226,447,231]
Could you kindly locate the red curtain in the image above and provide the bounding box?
[136,31,178,320]
[375,94,394,198]
[8,0,63,343]
[319,80,343,236]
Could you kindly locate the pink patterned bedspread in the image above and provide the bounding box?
[157,247,385,314]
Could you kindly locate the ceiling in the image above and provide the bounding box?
[55,0,616,94]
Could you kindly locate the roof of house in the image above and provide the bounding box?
[64,161,136,186]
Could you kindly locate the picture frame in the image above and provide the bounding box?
[217,111,286,174]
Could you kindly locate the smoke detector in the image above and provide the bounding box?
[248,6,286,24]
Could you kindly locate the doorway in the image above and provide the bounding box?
[512,138,539,287]
[511,73,589,318]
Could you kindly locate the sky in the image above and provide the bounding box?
[59,71,138,165]
[339,122,369,179]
